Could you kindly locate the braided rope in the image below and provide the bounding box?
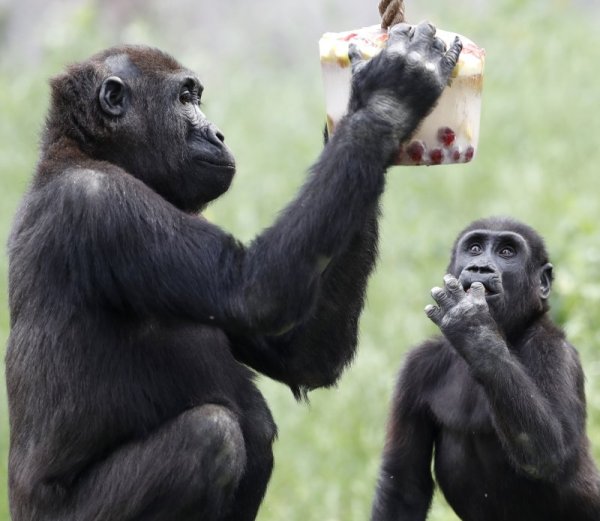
[379,0,405,28]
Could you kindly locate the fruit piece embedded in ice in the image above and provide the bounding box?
[430,149,444,165]
[406,141,425,163]
[437,127,456,147]
[341,32,358,41]
[319,25,485,167]
[464,146,475,162]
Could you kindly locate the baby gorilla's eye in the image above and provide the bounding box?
[468,244,482,255]
[499,246,516,258]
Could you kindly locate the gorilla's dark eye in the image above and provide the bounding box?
[499,246,516,258]
[179,80,201,105]
[179,88,194,104]
[468,244,482,255]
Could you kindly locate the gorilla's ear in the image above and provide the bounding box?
[99,76,128,117]
[539,263,553,300]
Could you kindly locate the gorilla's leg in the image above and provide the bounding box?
[212,388,276,521]
[222,415,274,521]
[70,404,246,521]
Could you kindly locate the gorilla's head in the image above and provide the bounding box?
[447,216,553,338]
[45,45,235,213]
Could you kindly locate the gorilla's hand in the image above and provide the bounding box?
[379,0,405,29]
[425,275,508,366]
[347,21,462,134]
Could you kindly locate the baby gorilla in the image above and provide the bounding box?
[371,217,600,521]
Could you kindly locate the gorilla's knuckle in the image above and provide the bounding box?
[386,41,408,58]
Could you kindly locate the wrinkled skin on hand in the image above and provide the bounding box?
[379,0,405,29]
[426,274,507,365]
[347,22,462,139]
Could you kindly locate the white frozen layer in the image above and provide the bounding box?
[319,24,486,166]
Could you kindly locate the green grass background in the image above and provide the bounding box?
[1,1,600,519]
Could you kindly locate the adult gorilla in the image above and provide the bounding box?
[371,217,600,521]
[5,23,461,521]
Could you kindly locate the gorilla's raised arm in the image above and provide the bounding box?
[13,24,460,338]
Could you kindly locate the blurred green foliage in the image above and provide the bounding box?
[1,1,600,520]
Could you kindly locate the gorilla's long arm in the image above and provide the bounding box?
[228,207,379,396]
[370,347,437,521]
[12,26,460,389]
[226,127,379,395]
[15,112,387,334]
[371,331,587,521]
[427,277,582,480]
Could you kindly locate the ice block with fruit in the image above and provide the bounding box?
[319,25,485,166]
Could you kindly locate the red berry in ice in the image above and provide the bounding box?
[464,146,475,162]
[437,127,456,147]
[406,141,425,163]
[451,148,461,162]
[430,148,443,165]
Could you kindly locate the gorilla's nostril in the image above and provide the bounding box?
[467,265,494,274]
[205,127,225,147]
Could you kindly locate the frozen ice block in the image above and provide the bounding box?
[319,25,485,166]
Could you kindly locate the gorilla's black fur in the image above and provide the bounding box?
[6,24,461,521]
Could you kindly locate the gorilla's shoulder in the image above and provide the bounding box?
[63,168,111,196]
[38,163,164,215]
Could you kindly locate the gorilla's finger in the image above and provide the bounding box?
[425,304,443,325]
[349,44,367,74]
[413,21,437,46]
[443,274,464,299]
[388,23,412,43]
[431,286,454,311]
[432,36,447,54]
[440,37,463,76]
[469,282,486,300]
[386,24,412,57]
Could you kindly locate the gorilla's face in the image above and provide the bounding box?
[450,227,553,336]
[177,78,236,197]
[94,47,236,212]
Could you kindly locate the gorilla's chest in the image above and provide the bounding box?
[427,356,493,433]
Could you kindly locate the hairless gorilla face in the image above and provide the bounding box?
[49,45,236,212]
[447,217,553,336]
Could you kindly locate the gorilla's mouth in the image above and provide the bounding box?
[197,158,236,171]
[463,281,501,297]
